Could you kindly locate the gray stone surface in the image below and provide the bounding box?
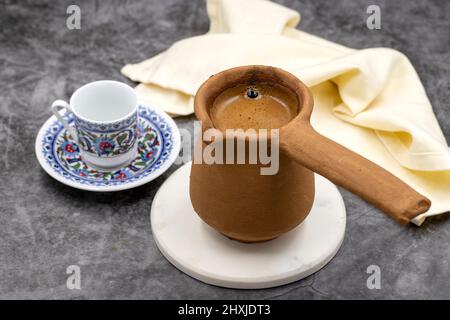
[0,0,449,299]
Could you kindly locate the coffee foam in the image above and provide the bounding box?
[210,83,298,131]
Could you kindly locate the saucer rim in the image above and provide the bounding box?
[35,104,181,192]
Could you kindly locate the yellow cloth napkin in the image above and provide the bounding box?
[122,0,450,225]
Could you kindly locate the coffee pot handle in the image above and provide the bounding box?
[51,100,78,141]
[280,122,431,224]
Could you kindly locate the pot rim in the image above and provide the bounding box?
[194,65,314,138]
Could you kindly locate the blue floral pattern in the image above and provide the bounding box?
[76,113,137,157]
[75,113,137,132]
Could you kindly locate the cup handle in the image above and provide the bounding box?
[51,100,78,141]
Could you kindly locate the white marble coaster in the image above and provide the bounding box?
[151,162,346,289]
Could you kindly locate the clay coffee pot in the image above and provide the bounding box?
[190,65,431,243]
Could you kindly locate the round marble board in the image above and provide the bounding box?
[151,161,346,289]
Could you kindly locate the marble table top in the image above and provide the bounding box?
[0,0,449,299]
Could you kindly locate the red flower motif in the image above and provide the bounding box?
[117,172,127,180]
[141,151,154,162]
[65,143,75,153]
[99,141,113,151]
[62,141,78,155]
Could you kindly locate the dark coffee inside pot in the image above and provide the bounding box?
[210,83,298,131]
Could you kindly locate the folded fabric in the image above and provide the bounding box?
[122,0,450,225]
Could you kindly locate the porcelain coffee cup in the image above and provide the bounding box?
[51,80,138,170]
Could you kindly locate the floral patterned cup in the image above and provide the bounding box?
[51,80,138,170]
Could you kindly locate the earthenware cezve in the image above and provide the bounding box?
[190,65,431,243]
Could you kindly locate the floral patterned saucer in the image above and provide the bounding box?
[35,105,180,191]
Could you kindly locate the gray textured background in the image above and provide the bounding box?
[0,0,449,299]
